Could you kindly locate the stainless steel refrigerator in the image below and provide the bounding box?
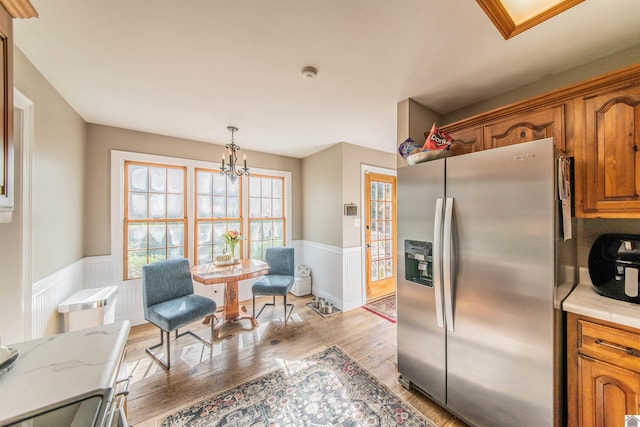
[397,138,575,427]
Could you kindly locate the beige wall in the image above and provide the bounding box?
[342,143,396,248]
[301,142,396,248]
[301,144,343,247]
[14,48,86,282]
[85,124,303,256]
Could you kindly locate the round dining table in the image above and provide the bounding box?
[191,259,270,339]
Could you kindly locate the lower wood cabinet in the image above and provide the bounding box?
[568,312,640,427]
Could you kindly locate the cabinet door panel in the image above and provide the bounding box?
[581,85,640,216]
[484,105,564,151]
[447,126,483,155]
[578,355,640,427]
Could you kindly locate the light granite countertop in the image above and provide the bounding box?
[563,269,640,330]
[0,320,130,425]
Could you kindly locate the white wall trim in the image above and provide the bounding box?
[15,89,34,342]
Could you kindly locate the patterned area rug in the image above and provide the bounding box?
[362,294,397,323]
[159,345,434,426]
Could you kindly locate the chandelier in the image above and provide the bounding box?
[219,126,249,182]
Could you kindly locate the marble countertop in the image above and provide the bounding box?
[0,320,130,425]
[563,282,640,330]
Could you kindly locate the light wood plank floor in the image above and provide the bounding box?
[124,294,467,426]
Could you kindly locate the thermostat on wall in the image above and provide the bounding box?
[344,203,357,216]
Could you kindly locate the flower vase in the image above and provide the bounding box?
[227,241,237,260]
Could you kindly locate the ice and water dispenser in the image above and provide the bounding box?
[588,234,640,303]
[404,240,433,286]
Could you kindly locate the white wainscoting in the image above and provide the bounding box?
[298,241,363,311]
[31,240,364,337]
[31,259,85,338]
[342,247,364,311]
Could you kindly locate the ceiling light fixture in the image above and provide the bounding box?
[219,126,249,182]
[301,66,317,79]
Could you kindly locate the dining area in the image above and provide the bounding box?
[140,247,296,370]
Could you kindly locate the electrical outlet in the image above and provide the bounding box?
[354,218,360,227]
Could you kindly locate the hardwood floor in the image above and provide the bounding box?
[124,294,467,426]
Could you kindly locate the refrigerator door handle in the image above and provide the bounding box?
[443,197,454,332]
[433,198,445,328]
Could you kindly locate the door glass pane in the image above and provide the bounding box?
[371,262,378,281]
[377,182,384,200]
[370,202,376,220]
[385,182,392,200]
[370,182,376,200]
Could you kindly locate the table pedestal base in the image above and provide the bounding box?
[205,280,259,339]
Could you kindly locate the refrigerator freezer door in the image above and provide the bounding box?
[397,159,446,405]
[445,139,556,427]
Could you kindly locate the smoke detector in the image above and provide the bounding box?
[301,66,318,79]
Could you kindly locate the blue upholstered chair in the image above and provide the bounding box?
[252,247,295,324]
[142,258,217,370]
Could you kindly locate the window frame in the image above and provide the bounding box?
[111,150,291,283]
[247,173,287,260]
[193,167,245,266]
[123,160,188,281]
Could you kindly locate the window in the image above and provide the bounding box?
[194,169,243,265]
[124,161,187,280]
[248,175,285,259]
[113,151,291,281]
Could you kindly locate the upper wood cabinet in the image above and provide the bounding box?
[447,126,483,155]
[439,64,640,218]
[575,82,640,218]
[483,105,565,151]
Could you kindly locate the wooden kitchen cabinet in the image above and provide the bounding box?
[447,126,483,155]
[483,105,565,151]
[574,82,640,218]
[567,313,640,427]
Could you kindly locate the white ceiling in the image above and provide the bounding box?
[13,0,640,158]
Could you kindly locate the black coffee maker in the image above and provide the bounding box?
[588,234,640,303]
